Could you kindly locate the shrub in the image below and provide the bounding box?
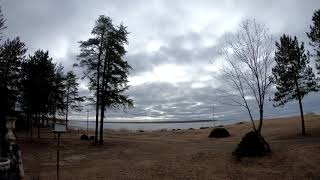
[80,134,88,140]
[208,127,230,138]
[233,131,271,157]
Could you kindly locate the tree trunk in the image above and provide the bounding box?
[99,106,105,145]
[94,33,105,144]
[257,105,263,133]
[37,113,40,139]
[295,78,306,135]
[95,84,100,144]
[30,114,33,140]
[65,87,69,130]
[99,39,109,145]
[298,95,306,135]
[0,113,5,157]
[245,103,256,131]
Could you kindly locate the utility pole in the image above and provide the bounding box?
[213,105,216,127]
[87,110,89,136]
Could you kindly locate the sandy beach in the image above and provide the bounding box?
[18,115,320,180]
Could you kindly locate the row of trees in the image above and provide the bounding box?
[0,6,84,154]
[222,9,320,136]
[0,5,134,151]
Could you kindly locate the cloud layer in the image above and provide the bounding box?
[3,0,320,122]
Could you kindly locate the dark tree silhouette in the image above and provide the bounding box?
[64,70,84,128]
[0,37,27,113]
[307,9,320,74]
[77,15,109,143]
[0,7,6,41]
[0,6,7,156]
[0,37,26,156]
[77,15,133,144]
[21,50,56,138]
[49,63,66,122]
[272,35,318,135]
[98,21,133,144]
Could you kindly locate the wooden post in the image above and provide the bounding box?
[56,133,60,180]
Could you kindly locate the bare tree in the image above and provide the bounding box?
[220,19,274,133]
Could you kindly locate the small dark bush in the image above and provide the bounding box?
[232,131,271,157]
[80,134,88,140]
[200,127,209,129]
[188,128,194,130]
[139,130,144,132]
[208,127,230,138]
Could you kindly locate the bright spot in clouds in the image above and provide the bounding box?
[146,40,163,52]
[129,64,191,86]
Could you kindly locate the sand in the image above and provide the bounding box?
[18,115,320,180]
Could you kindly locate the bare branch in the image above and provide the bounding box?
[219,19,274,132]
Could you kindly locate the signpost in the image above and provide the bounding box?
[53,123,66,180]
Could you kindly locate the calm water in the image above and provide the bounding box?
[68,120,231,131]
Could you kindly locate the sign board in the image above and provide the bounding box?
[53,123,67,133]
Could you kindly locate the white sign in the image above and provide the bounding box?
[53,123,66,133]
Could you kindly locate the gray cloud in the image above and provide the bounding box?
[2,0,320,123]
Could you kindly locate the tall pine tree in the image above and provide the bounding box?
[0,37,26,156]
[272,35,318,135]
[64,70,84,129]
[77,15,111,143]
[0,37,27,113]
[307,9,320,74]
[77,15,133,144]
[21,50,56,138]
[49,63,66,122]
[99,23,133,144]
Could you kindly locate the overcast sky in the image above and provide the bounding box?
[2,0,320,123]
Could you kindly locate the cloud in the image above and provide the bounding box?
[2,0,320,123]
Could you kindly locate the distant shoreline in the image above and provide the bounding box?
[70,119,219,124]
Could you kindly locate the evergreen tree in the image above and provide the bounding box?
[99,23,133,144]
[0,6,6,156]
[0,7,6,41]
[49,63,66,121]
[272,35,318,135]
[21,50,56,138]
[64,70,84,128]
[0,37,26,156]
[77,15,111,143]
[307,9,320,74]
[0,37,27,113]
[77,15,133,144]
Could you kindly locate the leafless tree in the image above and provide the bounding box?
[220,19,274,133]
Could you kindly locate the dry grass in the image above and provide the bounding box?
[18,115,320,180]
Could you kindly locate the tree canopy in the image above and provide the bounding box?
[77,15,133,144]
[272,34,318,135]
[307,9,320,74]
